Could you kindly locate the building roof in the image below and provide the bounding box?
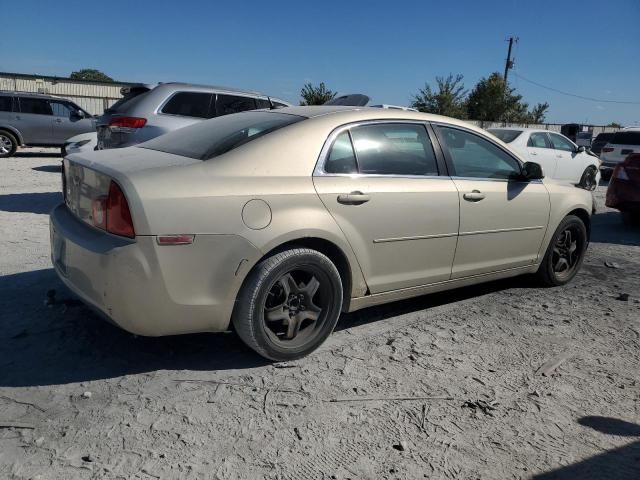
[0,71,137,86]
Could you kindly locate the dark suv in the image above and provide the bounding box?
[0,92,95,157]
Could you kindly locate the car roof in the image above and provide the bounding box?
[153,82,289,103]
[488,127,554,134]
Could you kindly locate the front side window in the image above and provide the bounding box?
[19,97,52,115]
[0,96,13,112]
[139,111,305,160]
[549,133,575,152]
[216,94,257,116]
[325,131,358,174]
[528,132,551,148]
[349,123,438,176]
[49,101,74,118]
[437,126,521,179]
[161,92,213,118]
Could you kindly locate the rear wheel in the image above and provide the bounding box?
[232,248,343,361]
[579,166,598,191]
[537,215,588,286]
[0,131,17,158]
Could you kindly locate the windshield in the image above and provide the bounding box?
[139,111,305,160]
[610,131,640,146]
[488,129,522,143]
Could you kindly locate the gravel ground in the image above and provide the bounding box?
[1,150,639,480]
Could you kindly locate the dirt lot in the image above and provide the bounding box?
[1,150,639,480]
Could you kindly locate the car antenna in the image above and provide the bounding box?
[268,96,277,110]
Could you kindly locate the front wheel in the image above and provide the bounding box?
[0,131,17,158]
[537,215,588,286]
[232,248,343,361]
[579,166,598,191]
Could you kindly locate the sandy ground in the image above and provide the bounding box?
[1,149,639,480]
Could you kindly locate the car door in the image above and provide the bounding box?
[313,122,459,294]
[15,97,53,144]
[434,124,550,279]
[548,132,580,182]
[526,132,557,178]
[49,101,93,144]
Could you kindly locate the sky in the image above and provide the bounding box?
[2,0,639,125]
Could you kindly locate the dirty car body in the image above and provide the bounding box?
[50,107,593,360]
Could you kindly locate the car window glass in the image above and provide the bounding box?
[216,95,257,116]
[50,101,74,118]
[549,133,575,152]
[611,131,640,146]
[19,98,52,115]
[255,99,270,109]
[0,96,13,112]
[438,126,521,179]
[488,129,522,143]
[325,132,357,174]
[161,92,213,119]
[349,123,438,176]
[528,132,549,148]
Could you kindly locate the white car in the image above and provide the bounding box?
[62,132,97,157]
[488,128,601,190]
[599,128,640,177]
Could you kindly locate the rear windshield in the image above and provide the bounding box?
[610,131,640,146]
[139,111,305,160]
[106,87,151,113]
[487,129,522,143]
[593,133,614,142]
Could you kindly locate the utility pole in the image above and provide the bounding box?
[503,36,517,83]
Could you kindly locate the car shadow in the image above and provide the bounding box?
[0,192,62,215]
[13,151,61,158]
[0,268,529,388]
[591,211,640,246]
[532,416,640,479]
[32,164,62,173]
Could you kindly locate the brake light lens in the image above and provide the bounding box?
[602,147,615,153]
[109,117,147,129]
[106,181,135,238]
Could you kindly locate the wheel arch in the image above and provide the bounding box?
[567,207,592,241]
[0,126,23,145]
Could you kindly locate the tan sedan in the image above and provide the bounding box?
[50,107,593,360]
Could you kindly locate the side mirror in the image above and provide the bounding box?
[71,110,85,120]
[576,146,586,153]
[521,161,544,181]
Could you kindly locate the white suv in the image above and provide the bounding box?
[600,128,640,177]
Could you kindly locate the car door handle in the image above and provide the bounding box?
[463,190,486,202]
[54,118,62,123]
[530,151,538,156]
[337,191,370,205]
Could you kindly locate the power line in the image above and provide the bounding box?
[512,72,640,105]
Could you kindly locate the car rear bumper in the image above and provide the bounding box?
[50,204,262,336]
[605,179,640,212]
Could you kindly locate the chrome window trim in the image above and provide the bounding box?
[313,119,443,179]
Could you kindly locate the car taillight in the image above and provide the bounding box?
[109,117,147,129]
[91,196,108,229]
[602,147,615,153]
[612,165,629,181]
[106,181,135,238]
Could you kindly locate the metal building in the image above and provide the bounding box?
[0,71,136,115]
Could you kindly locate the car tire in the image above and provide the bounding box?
[578,166,598,191]
[232,248,343,361]
[536,215,588,287]
[0,130,18,158]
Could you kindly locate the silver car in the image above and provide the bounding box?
[96,82,290,149]
[51,107,593,361]
[0,92,95,158]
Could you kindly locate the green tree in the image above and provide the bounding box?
[607,122,622,128]
[527,102,549,124]
[299,82,336,105]
[411,74,467,118]
[69,69,114,82]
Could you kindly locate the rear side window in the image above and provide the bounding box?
[139,111,305,160]
[437,126,521,179]
[488,129,522,143]
[549,133,575,152]
[161,92,213,118]
[325,132,358,174]
[611,131,640,146]
[528,132,551,148]
[216,94,257,116]
[350,123,438,176]
[255,99,271,109]
[19,97,52,115]
[0,96,13,112]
